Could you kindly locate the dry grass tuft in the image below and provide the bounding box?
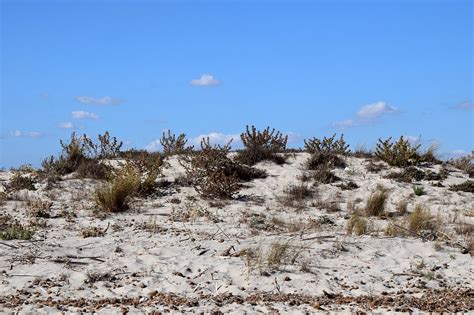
[365,188,388,217]
[280,183,314,208]
[346,214,369,235]
[407,204,438,234]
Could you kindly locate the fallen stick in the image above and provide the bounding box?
[0,242,18,249]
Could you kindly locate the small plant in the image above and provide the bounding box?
[346,214,369,235]
[0,226,34,240]
[280,183,314,208]
[27,199,52,218]
[304,134,350,155]
[236,125,288,166]
[365,188,388,217]
[6,173,36,191]
[396,200,408,216]
[449,152,473,177]
[159,130,193,155]
[94,165,140,212]
[81,226,106,238]
[312,167,340,184]
[375,136,421,167]
[413,185,425,196]
[449,180,474,193]
[408,204,437,234]
[266,241,301,270]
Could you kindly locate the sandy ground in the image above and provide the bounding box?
[0,153,473,313]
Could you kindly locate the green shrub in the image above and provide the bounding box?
[304,134,350,155]
[413,185,425,196]
[375,136,421,167]
[236,125,288,166]
[0,226,34,240]
[449,180,474,193]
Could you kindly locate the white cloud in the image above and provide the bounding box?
[72,110,99,120]
[10,130,43,138]
[189,74,220,86]
[452,101,473,110]
[145,139,161,151]
[331,101,397,129]
[58,122,74,129]
[191,132,240,147]
[356,101,397,119]
[75,96,121,105]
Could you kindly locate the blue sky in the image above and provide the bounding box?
[1,0,472,168]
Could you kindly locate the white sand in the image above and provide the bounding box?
[0,154,472,313]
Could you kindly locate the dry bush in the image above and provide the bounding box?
[27,199,52,218]
[449,180,474,193]
[408,204,438,234]
[6,173,36,192]
[94,165,141,213]
[236,125,288,166]
[396,200,408,216]
[366,160,386,173]
[449,153,474,177]
[280,183,314,208]
[306,151,346,171]
[267,242,300,269]
[304,133,350,155]
[346,214,369,235]
[121,150,163,197]
[81,226,106,238]
[375,136,421,167]
[181,138,240,199]
[312,167,340,184]
[159,130,194,155]
[365,188,388,217]
[351,144,373,158]
[41,132,120,180]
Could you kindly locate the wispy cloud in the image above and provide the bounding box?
[40,92,49,99]
[332,101,398,129]
[57,122,75,129]
[189,74,220,86]
[75,96,122,105]
[72,110,99,120]
[10,130,44,138]
[356,101,398,119]
[451,101,473,110]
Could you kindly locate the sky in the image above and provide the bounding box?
[1,0,473,168]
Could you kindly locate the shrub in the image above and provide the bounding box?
[181,138,240,199]
[236,125,288,166]
[375,136,421,167]
[304,134,350,155]
[346,214,369,235]
[306,151,346,171]
[365,188,388,217]
[408,204,437,234]
[449,153,473,177]
[413,185,425,196]
[0,225,34,240]
[159,130,193,155]
[6,173,36,191]
[121,150,163,197]
[280,183,314,208]
[94,165,140,212]
[312,167,340,184]
[449,180,474,193]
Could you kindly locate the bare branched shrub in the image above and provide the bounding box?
[237,125,288,166]
[304,134,350,155]
[365,188,388,217]
[181,138,240,199]
[94,165,140,213]
[375,136,421,167]
[159,130,193,155]
[41,132,120,179]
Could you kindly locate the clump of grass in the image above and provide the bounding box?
[0,225,34,240]
[94,165,140,213]
[266,241,301,270]
[449,180,474,193]
[236,125,288,166]
[365,188,388,217]
[346,214,369,235]
[413,185,425,196]
[408,204,438,234]
[280,183,314,208]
